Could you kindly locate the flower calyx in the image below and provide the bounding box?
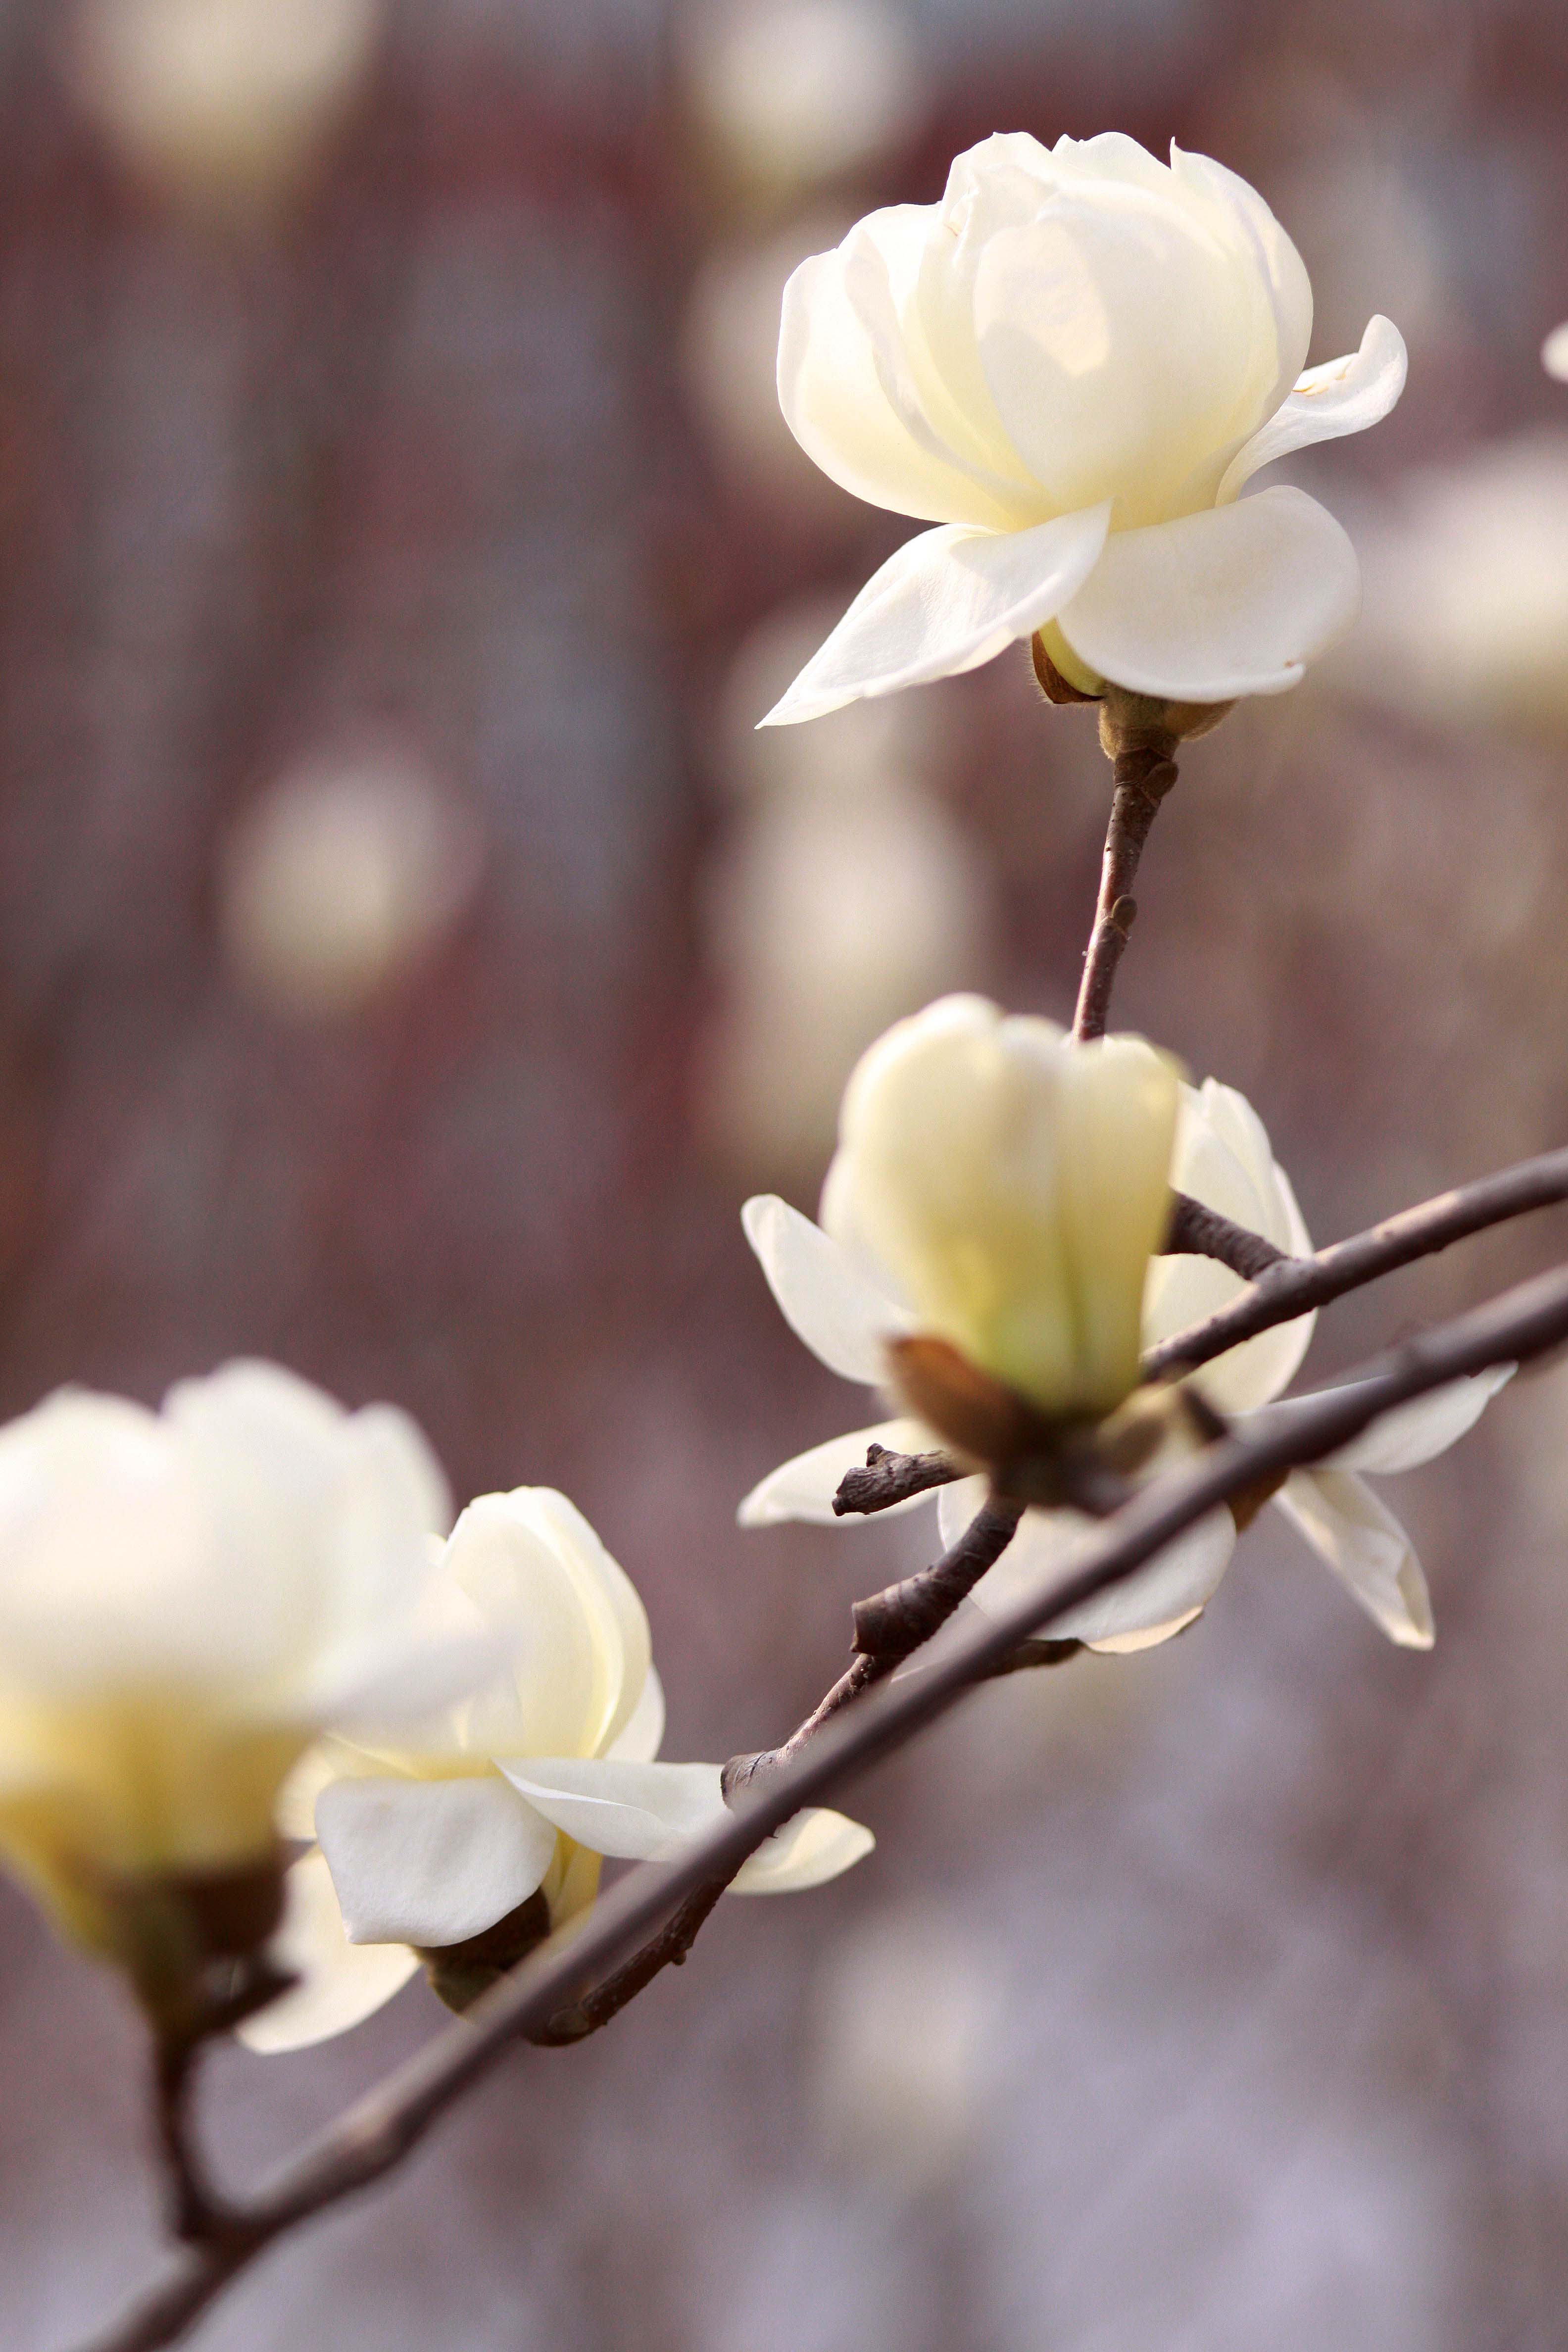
[1031,635,1234,757]
[109,1847,293,2049]
[886,1335,1225,1514]
[418,1887,554,2016]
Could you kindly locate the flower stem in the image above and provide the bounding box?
[1072,741,1178,1041]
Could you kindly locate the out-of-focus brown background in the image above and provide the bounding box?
[5,1,1568,2345]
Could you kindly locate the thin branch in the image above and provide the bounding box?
[1072,744,1178,1041]
[526,1877,729,2047]
[1165,1190,1287,1281]
[81,1253,1568,2352]
[1145,1143,1568,1381]
[724,1499,1026,1803]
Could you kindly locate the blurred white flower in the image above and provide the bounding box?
[807,994,1179,1420]
[245,1487,872,2051]
[700,602,991,1178]
[684,0,927,195]
[220,746,482,1019]
[763,132,1405,725]
[0,1362,486,1960]
[809,1903,995,2191]
[742,1049,1508,1650]
[1543,324,1568,382]
[66,0,383,205]
[1345,434,1568,734]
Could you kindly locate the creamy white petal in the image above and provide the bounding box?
[273,1742,343,1841]
[1219,317,1408,502]
[507,1489,652,1760]
[1322,1365,1514,1474]
[1056,485,1361,701]
[738,1419,932,1528]
[730,1806,875,1893]
[314,1773,558,1948]
[741,1194,908,1383]
[779,234,1028,531]
[496,1757,727,1861]
[1274,1470,1434,1648]
[606,1662,666,1765]
[760,506,1111,727]
[502,1757,871,1893]
[1543,323,1568,382]
[962,1500,1236,1646]
[238,1850,421,2054]
[1087,1610,1203,1655]
[439,1493,621,1762]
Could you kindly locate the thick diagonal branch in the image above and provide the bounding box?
[1073,746,1178,1041]
[81,1257,1568,2352]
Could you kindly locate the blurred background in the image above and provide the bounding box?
[3,0,1568,2345]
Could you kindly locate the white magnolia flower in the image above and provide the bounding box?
[0,1362,489,1957]
[762,131,1406,725]
[820,993,1178,1419]
[741,1048,1507,1651]
[1543,324,1568,383]
[245,1487,872,2051]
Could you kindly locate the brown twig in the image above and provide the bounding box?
[526,1877,729,2047]
[832,1442,958,1516]
[724,1500,1027,1804]
[1145,1143,1568,1381]
[79,1253,1568,2352]
[1165,1190,1287,1281]
[1072,743,1178,1041]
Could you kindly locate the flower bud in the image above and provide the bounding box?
[822,995,1179,1421]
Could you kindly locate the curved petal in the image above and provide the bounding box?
[238,1850,421,2054]
[498,1757,727,1861]
[606,1662,666,1765]
[503,1756,871,1895]
[738,1418,932,1528]
[1323,1365,1513,1475]
[760,506,1112,727]
[314,1773,558,1948]
[439,1492,623,1762]
[1056,485,1360,701]
[778,230,1031,532]
[1147,1078,1319,1407]
[942,1490,1236,1646]
[1543,323,1568,383]
[507,1489,651,1761]
[742,1195,908,1383]
[1273,1470,1433,1648]
[1219,316,1408,502]
[731,1806,874,1893]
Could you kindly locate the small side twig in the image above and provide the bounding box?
[833,1441,958,1516]
[724,1500,1027,1802]
[527,1878,729,2047]
[1146,1143,1568,1380]
[1164,1191,1288,1281]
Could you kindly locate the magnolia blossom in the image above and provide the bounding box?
[741,1029,1506,1650]
[818,993,1178,1419]
[762,132,1406,725]
[245,1486,872,2051]
[0,1362,490,1958]
[1544,324,1568,382]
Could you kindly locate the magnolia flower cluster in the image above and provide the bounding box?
[765,132,1405,724]
[741,996,1507,1652]
[0,1364,869,2044]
